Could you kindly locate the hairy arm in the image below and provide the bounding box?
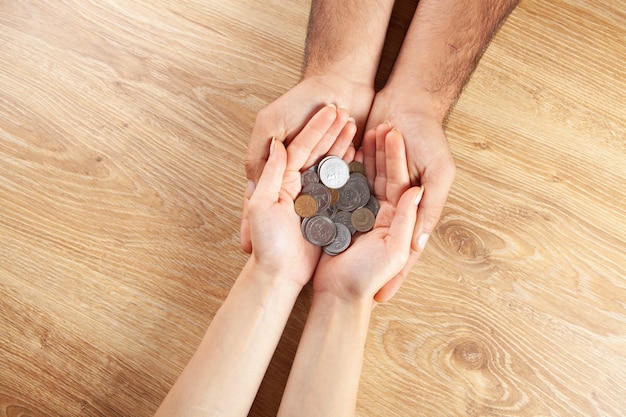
[303,0,396,84]
[244,0,395,183]
[386,0,520,121]
[363,0,519,270]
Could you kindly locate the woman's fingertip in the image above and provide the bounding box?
[414,186,424,206]
[417,233,430,251]
[269,136,276,155]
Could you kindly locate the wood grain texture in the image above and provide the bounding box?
[1,0,624,416]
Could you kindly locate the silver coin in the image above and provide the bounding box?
[336,182,361,211]
[302,182,331,212]
[301,169,320,187]
[365,195,380,217]
[318,156,350,189]
[320,204,338,219]
[300,217,311,238]
[333,210,356,235]
[303,215,337,246]
[323,223,352,255]
[349,172,371,209]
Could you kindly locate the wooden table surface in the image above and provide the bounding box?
[1,1,624,416]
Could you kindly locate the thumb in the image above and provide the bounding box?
[239,180,256,254]
[412,160,455,253]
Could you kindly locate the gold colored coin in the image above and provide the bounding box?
[351,207,375,232]
[329,188,339,206]
[294,194,318,218]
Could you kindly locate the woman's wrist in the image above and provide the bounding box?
[241,256,308,297]
[312,288,375,318]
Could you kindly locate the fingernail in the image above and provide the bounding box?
[384,120,392,129]
[414,186,424,205]
[338,104,349,111]
[417,233,430,251]
[325,103,337,109]
[347,116,356,124]
[269,136,276,155]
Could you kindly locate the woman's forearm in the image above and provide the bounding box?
[277,292,372,417]
[154,259,302,417]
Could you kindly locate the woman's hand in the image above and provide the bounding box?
[243,104,357,288]
[312,125,423,303]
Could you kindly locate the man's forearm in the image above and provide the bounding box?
[387,0,520,121]
[304,0,396,85]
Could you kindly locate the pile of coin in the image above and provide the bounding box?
[295,156,379,255]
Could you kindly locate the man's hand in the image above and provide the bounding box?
[244,76,375,184]
[367,89,456,264]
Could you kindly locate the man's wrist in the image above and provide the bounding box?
[376,81,451,126]
[303,59,377,88]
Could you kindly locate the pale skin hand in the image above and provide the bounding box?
[246,0,519,301]
[277,128,421,417]
[241,104,356,259]
[314,127,423,302]
[154,107,356,417]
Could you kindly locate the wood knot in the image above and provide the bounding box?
[452,339,488,370]
[437,220,489,260]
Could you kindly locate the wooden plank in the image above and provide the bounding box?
[1,0,624,416]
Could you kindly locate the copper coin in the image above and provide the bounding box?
[294,194,318,218]
[329,188,339,206]
[348,161,365,175]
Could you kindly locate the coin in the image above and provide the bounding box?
[351,207,376,232]
[329,188,339,206]
[349,173,371,208]
[296,155,378,251]
[320,205,338,220]
[303,215,337,246]
[365,195,380,217]
[348,161,365,175]
[301,169,319,187]
[333,210,356,235]
[302,182,331,212]
[318,156,350,189]
[336,182,361,211]
[294,193,318,218]
[323,223,352,255]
